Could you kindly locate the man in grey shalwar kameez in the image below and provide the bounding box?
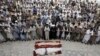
[36,23,43,39]
[30,25,37,40]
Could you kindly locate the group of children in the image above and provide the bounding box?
[0,0,100,44]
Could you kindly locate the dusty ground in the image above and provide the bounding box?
[0,40,100,56]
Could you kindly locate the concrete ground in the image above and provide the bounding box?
[0,40,100,56]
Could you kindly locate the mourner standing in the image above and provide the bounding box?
[44,24,50,40]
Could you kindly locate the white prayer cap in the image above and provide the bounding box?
[15,20,18,23]
[50,23,55,27]
[51,25,55,27]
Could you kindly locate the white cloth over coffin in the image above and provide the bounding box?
[47,48,62,54]
[35,48,46,55]
[35,48,62,55]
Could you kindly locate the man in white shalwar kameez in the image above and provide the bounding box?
[82,28,93,43]
[96,26,100,43]
[44,25,50,40]
[5,27,14,40]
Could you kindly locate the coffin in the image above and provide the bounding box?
[33,40,62,56]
